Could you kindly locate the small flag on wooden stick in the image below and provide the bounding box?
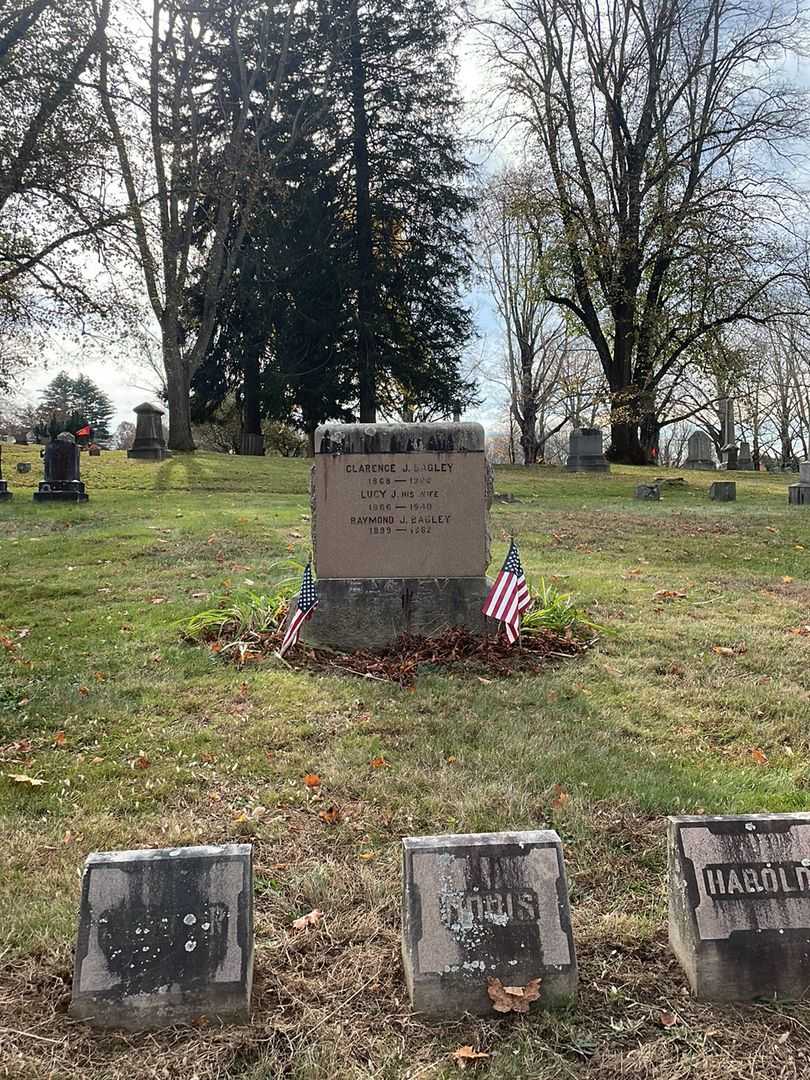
[482,538,531,644]
[279,562,319,656]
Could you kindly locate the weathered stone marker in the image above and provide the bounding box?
[669,814,810,1000]
[70,844,253,1029]
[684,431,716,471]
[402,831,577,1016]
[566,428,609,472]
[127,402,171,461]
[0,446,11,501]
[737,441,754,471]
[307,423,490,648]
[33,433,89,503]
[634,483,660,500]
[789,462,810,506]
[709,481,736,502]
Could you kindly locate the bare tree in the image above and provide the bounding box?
[99,0,326,450]
[481,0,810,464]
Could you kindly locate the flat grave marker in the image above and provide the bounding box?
[669,814,810,1000]
[402,830,577,1017]
[70,844,253,1029]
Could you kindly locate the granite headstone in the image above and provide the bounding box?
[684,431,715,471]
[70,844,253,1029]
[0,446,10,502]
[669,814,810,1000]
[566,428,610,472]
[789,462,810,506]
[128,402,171,461]
[709,482,736,502]
[33,433,89,502]
[307,422,491,648]
[737,441,754,471]
[402,831,577,1016]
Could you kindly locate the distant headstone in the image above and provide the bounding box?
[70,844,253,1030]
[669,814,810,1001]
[709,482,736,502]
[720,444,739,471]
[0,446,11,502]
[788,462,810,506]
[16,462,31,473]
[33,434,88,503]
[684,431,715,470]
[566,428,609,472]
[737,441,754,470]
[89,444,101,458]
[307,423,491,649]
[402,830,577,1017]
[128,402,170,461]
[239,432,265,457]
[635,483,660,500]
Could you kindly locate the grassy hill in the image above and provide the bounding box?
[1,448,809,1078]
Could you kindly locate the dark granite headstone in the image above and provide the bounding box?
[566,428,609,472]
[709,481,736,502]
[737,441,754,471]
[634,483,660,501]
[669,814,810,1000]
[33,434,88,503]
[70,843,253,1029]
[89,444,101,458]
[128,402,171,461]
[0,446,10,501]
[402,831,577,1016]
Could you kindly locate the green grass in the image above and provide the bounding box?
[1,447,810,1078]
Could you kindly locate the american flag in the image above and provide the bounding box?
[482,539,532,644]
[279,563,319,656]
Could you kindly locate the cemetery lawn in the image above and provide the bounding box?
[2,446,810,1080]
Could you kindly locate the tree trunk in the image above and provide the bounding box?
[640,412,660,466]
[518,355,538,465]
[240,340,264,455]
[164,342,195,451]
[606,383,646,465]
[348,0,376,422]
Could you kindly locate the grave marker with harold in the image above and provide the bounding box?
[402,830,577,1017]
[669,814,810,1000]
[307,422,491,648]
[70,844,253,1029]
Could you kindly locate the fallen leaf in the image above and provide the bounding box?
[358,851,376,861]
[149,597,167,604]
[319,805,341,825]
[452,1045,490,1069]
[292,908,323,930]
[132,751,150,769]
[370,756,388,768]
[93,671,106,681]
[487,976,542,1013]
[210,642,223,654]
[477,677,493,684]
[303,772,321,788]
[53,730,66,748]
[789,626,810,636]
[782,576,794,585]
[653,589,687,600]
[446,756,458,764]
[712,646,735,657]
[751,747,768,766]
[191,591,208,599]
[78,686,90,696]
[7,773,47,786]
[659,1011,680,1028]
[550,783,571,811]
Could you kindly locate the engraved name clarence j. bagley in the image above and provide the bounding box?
[704,861,810,899]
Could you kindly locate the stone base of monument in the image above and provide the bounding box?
[684,459,716,470]
[33,481,89,503]
[402,831,577,1017]
[303,577,489,650]
[70,844,253,1030]
[127,446,171,461]
[0,480,10,501]
[709,482,736,502]
[669,814,810,1001]
[788,484,810,506]
[635,484,660,500]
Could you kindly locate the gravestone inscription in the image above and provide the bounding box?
[402,831,577,1016]
[308,423,490,648]
[70,844,253,1029]
[669,814,810,1000]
